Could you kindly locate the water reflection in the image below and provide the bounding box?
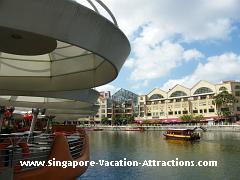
[80,131,240,180]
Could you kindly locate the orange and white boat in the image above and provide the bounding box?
[0,125,89,180]
[164,129,200,140]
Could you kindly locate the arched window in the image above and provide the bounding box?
[219,86,227,91]
[194,87,213,95]
[170,91,187,97]
[149,94,164,100]
[235,85,240,89]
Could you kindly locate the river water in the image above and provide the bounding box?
[80,131,240,180]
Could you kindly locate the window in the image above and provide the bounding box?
[193,110,198,113]
[199,102,206,106]
[237,107,240,111]
[221,107,229,112]
[199,109,203,113]
[175,111,177,115]
[147,113,151,116]
[170,91,187,97]
[178,111,181,114]
[219,86,227,91]
[235,91,240,96]
[194,87,213,95]
[200,95,207,99]
[183,98,188,102]
[235,85,240,89]
[176,98,181,102]
[168,111,173,115]
[209,108,215,113]
[154,101,158,104]
[193,96,198,100]
[146,102,151,105]
[160,112,164,116]
[149,94,164,100]
[209,95,214,99]
[183,110,188,114]
[204,109,207,113]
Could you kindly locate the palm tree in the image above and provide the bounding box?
[213,90,237,121]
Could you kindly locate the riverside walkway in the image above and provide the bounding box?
[79,124,240,132]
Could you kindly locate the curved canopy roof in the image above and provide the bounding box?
[0,89,99,102]
[0,96,98,110]
[0,0,130,92]
[14,106,97,120]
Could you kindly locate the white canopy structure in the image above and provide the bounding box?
[0,0,130,92]
[0,0,130,126]
[13,107,96,122]
[0,96,98,110]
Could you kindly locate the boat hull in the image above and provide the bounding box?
[13,128,89,180]
[164,134,200,141]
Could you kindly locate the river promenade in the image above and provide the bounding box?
[79,124,240,132]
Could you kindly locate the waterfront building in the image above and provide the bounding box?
[137,80,240,122]
[84,88,138,123]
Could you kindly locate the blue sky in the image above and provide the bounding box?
[79,0,240,95]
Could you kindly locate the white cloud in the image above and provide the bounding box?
[103,0,240,41]
[105,0,238,87]
[76,0,240,92]
[161,52,240,90]
[96,84,120,94]
[131,80,149,90]
[129,40,203,81]
[183,49,204,62]
[123,58,134,68]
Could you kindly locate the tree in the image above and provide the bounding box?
[112,115,122,125]
[101,117,111,125]
[180,114,193,122]
[193,114,204,122]
[213,90,237,120]
[127,115,135,124]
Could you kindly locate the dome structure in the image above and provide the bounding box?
[0,0,130,92]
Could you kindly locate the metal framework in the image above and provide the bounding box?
[112,88,138,106]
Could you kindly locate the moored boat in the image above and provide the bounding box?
[164,129,200,140]
[124,127,145,132]
[0,124,89,180]
[83,127,104,131]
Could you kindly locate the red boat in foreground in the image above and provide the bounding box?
[0,125,89,180]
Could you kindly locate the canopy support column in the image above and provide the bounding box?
[45,115,55,133]
[27,108,39,143]
[0,106,5,132]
